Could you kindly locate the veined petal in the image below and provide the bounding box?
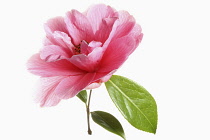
[47,31,73,49]
[36,76,67,107]
[103,11,136,49]
[86,4,115,33]
[54,73,96,99]
[87,41,102,53]
[43,31,74,56]
[44,16,68,35]
[80,40,102,55]
[27,54,85,77]
[85,70,116,89]
[93,70,115,81]
[128,24,143,48]
[69,46,104,72]
[65,10,94,45]
[40,45,71,62]
[95,17,117,43]
[98,36,137,72]
[111,11,136,39]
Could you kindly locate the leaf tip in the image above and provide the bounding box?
[91,111,126,140]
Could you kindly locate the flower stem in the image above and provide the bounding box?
[86,89,92,135]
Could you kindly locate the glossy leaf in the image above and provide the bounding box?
[91,111,126,140]
[76,90,87,103]
[105,75,158,134]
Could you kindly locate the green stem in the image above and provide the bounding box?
[86,89,92,135]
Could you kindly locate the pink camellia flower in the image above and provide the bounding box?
[27,4,143,107]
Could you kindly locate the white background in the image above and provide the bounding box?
[0,0,210,139]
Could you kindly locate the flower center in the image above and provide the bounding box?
[74,45,81,55]
[74,40,89,55]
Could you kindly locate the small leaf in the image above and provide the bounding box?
[91,111,126,140]
[105,75,158,134]
[76,90,87,103]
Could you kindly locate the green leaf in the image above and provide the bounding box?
[105,75,158,134]
[76,90,87,103]
[91,111,126,140]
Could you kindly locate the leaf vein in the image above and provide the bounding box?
[109,79,155,131]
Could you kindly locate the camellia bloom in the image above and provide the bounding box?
[27,4,143,107]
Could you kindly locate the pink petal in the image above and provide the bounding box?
[44,16,68,35]
[99,36,137,72]
[36,76,67,107]
[128,24,143,47]
[99,72,115,82]
[86,4,115,33]
[111,11,136,39]
[103,11,136,49]
[43,31,74,57]
[69,41,104,72]
[93,70,116,82]
[87,41,102,53]
[80,40,102,55]
[98,14,143,73]
[65,10,94,45]
[94,17,117,43]
[85,82,102,89]
[40,45,71,62]
[44,31,73,48]
[69,54,95,72]
[54,73,96,99]
[27,54,85,77]
[80,40,89,55]
[85,70,116,89]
